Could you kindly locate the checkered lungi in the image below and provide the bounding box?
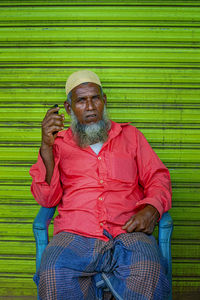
[34,231,170,300]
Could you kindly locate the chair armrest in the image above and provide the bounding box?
[33,206,56,272]
[158,212,173,299]
[158,212,173,263]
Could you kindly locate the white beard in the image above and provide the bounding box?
[70,106,111,148]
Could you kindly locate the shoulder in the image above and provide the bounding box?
[120,122,144,138]
[52,128,73,157]
[113,121,140,136]
[54,128,71,142]
[53,128,72,150]
[110,121,142,147]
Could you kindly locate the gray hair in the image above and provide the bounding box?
[67,83,104,105]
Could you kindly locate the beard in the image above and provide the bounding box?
[70,106,111,148]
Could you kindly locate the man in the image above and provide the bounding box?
[30,70,172,300]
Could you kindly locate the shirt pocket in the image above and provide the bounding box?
[106,152,137,183]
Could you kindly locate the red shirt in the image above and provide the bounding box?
[30,121,172,241]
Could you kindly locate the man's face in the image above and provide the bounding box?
[65,82,106,124]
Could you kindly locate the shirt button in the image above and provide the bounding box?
[99,197,103,201]
[100,222,104,227]
[100,180,104,184]
[98,157,101,160]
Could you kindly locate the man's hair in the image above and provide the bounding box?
[67,82,104,104]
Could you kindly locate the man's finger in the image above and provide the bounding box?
[42,107,60,123]
[46,125,64,135]
[46,106,60,116]
[122,217,134,230]
[123,218,138,233]
[44,117,64,128]
[126,223,138,233]
[43,113,64,126]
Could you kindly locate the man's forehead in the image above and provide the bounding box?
[72,82,101,97]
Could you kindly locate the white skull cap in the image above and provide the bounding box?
[65,70,102,96]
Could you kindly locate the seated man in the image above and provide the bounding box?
[30,70,172,300]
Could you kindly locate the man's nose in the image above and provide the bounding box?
[86,98,95,110]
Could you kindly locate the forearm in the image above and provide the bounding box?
[141,172,172,217]
[30,147,62,207]
[40,144,55,185]
[39,105,64,185]
[136,129,172,216]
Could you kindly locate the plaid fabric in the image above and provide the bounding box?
[34,231,169,300]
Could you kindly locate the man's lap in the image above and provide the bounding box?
[35,231,169,300]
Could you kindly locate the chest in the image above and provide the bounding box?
[59,139,138,183]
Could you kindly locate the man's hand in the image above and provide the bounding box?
[41,106,65,148]
[122,205,160,235]
[40,106,65,185]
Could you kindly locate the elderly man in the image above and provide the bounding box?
[30,70,171,300]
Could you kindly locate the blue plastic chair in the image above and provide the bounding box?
[33,207,173,300]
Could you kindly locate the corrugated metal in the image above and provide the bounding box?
[0,1,199,298]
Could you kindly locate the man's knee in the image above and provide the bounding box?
[113,232,169,299]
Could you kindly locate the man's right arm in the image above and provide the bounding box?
[40,106,65,185]
[29,106,65,207]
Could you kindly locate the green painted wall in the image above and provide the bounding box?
[0,1,199,298]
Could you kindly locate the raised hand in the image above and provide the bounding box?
[41,106,65,148]
[40,106,65,184]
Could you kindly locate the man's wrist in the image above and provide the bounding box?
[41,141,53,150]
[40,143,54,162]
[146,204,160,219]
[40,143,53,154]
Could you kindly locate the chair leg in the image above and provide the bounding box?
[37,286,40,300]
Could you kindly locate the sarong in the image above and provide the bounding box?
[34,231,169,300]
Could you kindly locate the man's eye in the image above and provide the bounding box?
[93,95,100,100]
[77,98,85,102]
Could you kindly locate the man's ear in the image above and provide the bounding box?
[64,101,71,115]
[103,93,107,105]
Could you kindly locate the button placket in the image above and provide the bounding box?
[98,154,107,182]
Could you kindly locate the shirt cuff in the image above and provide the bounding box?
[135,198,164,220]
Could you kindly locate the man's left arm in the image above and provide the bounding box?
[123,128,172,234]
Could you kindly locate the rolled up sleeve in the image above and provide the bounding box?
[29,144,63,207]
[135,129,172,218]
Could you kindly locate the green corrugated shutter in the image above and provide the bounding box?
[0,1,199,298]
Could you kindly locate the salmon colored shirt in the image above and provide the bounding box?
[30,121,172,241]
